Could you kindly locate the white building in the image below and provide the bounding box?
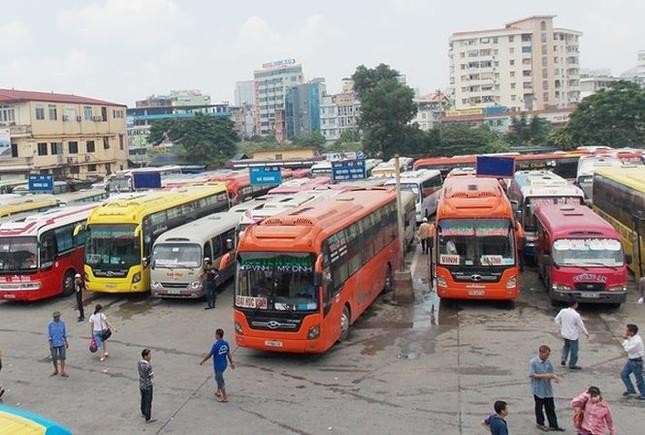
[253,59,304,136]
[414,91,451,130]
[579,69,620,99]
[320,94,339,142]
[620,50,645,86]
[449,15,581,111]
[320,91,361,144]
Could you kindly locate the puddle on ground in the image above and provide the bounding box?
[113,296,161,320]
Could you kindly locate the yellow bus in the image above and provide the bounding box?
[83,184,230,293]
[0,194,62,221]
[592,166,645,279]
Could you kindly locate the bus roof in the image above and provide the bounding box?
[0,203,97,237]
[437,177,512,220]
[268,176,331,194]
[383,169,441,184]
[577,155,623,177]
[240,191,339,224]
[0,194,62,218]
[534,204,619,240]
[512,170,583,197]
[154,212,240,246]
[594,166,645,193]
[87,184,228,225]
[239,189,396,253]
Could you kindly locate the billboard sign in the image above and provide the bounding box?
[331,159,367,182]
[0,128,11,159]
[476,156,516,178]
[132,172,162,189]
[28,174,54,192]
[262,58,296,69]
[250,166,282,186]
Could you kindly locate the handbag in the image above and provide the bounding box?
[102,327,112,341]
[89,338,98,353]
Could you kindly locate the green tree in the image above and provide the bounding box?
[430,124,497,156]
[334,128,362,146]
[290,131,326,150]
[546,127,573,150]
[148,114,238,166]
[352,64,417,159]
[506,113,552,147]
[568,80,645,147]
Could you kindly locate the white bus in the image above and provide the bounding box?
[370,157,414,178]
[400,190,417,249]
[150,212,239,298]
[576,155,623,203]
[384,170,443,222]
[508,170,585,258]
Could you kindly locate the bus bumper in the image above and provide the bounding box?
[235,334,325,353]
[0,281,46,301]
[550,289,627,305]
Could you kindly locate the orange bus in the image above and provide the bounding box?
[432,177,521,301]
[229,189,400,353]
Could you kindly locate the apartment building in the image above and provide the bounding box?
[414,91,451,130]
[0,89,128,179]
[449,15,581,111]
[320,79,361,143]
[285,80,323,139]
[620,50,645,86]
[253,59,304,137]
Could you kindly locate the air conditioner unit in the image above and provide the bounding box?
[76,116,82,121]
[63,115,70,121]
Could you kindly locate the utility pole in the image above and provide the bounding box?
[394,154,404,271]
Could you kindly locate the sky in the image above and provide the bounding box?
[1,0,643,107]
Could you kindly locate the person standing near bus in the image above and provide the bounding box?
[89,304,111,362]
[200,328,235,402]
[74,273,85,322]
[621,323,645,400]
[202,259,219,310]
[529,345,565,432]
[138,348,156,424]
[48,311,69,377]
[554,300,589,370]
[417,218,431,254]
[481,400,509,435]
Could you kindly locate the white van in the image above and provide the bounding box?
[150,212,239,298]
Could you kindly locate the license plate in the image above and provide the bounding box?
[3,294,15,299]
[105,284,116,289]
[583,292,600,298]
[264,340,283,348]
[167,288,181,294]
[468,290,485,296]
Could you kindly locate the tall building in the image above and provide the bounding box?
[285,80,323,138]
[579,69,619,99]
[234,80,255,107]
[620,50,645,86]
[449,15,581,111]
[320,80,361,144]
[253,59,304,137]
[0,88,128,179]
[414,91,451,130]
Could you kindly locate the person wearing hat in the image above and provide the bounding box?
[47,311,68,377]
[417,217,432,255]
[74,273,85,322]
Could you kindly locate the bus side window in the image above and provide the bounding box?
[54,224,74,254]
[203,241,212,260]
[40,231,57,267]
[211,236,222,258]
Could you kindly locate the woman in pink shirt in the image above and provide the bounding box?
[571,386,615,435]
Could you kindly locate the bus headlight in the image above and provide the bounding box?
[307,324,321,340]
[436,277,447,288]
[506,276,517,289]
[234,321,243,335]
[552,284,572,291]
[189,281,202,290]
[607,285,626,292]
[151,281,162,289]
[132,272,141,283]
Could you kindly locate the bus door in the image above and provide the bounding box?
[633,212,645,279]
[322,248,342,345]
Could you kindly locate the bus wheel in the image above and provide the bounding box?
[62,271,75,297]
[384,266,393,293]
[339,305,351,342]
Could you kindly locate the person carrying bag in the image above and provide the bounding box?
[570,386,615,435]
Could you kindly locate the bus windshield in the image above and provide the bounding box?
[85,224,140,270]
[0,236,38,272]
[152,243,201,268]
[438,219,515,267]
[552,238,624,267]
[525,196,582,231]
[399,183,422,203]
[236,252,318,312]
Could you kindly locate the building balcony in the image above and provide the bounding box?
[0,124,33,137]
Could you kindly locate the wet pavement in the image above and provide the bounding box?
[1,244,644,434]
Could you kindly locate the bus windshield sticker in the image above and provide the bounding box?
[239,256,313,273]
[529,196,581,209]
[554,238,621,251]
[236,295,268,309]
[480,255,503,265]
[441,226,475,236]
[440,254,460,265]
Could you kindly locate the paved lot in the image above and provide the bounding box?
[1,245,644,434]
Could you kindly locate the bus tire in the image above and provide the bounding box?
[62,271,75,297]
[339,305,351,342]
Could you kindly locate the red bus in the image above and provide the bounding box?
[228,188,400,353]
[432,177,522,301]
[0,204,98,301]
[534,205,628,306]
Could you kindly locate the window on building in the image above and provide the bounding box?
[11,143,18,158]
[64,106,76,120]
[511,95,517,101]
[543,92,549,102]
[48,104,57,121]
[509,47,515,55]
[542,69,548,79]
[119,134,124,150]
[83,106,93,120]
[37,142,48,156]
[70,166,80,175]
[101,107,108,122]
[541,21,546,31]
[35,105,45,120]
[87,164,97,172]
[511,83,516,89]
[103,136,110,149]
[510,71,516,78]
[509,59,515,66]
[522,46,532,53]
[543,81,549,90]
[50,142,62,155]
[105,163,112,174]
[0,105,15,123]
[509,35,514,42]
[86,140,95,153]
[521,34,531,42]
[68,141,78,154]
[492,37,498,44]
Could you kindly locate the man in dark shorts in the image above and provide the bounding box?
[203,259,220,310]
[200,328,235,402]
[47,311,69,377]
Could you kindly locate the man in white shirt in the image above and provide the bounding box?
[554,300,589,370]
[621,323,645,400]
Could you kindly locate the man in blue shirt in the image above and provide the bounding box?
[200,328,235,402]
[529,345,564,432]
[47,311,69,377]
[481,400,509,435]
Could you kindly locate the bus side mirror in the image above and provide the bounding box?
[219,252,233,270]
[73,223,85,237]
[142,257,150,268]
[625,254,632,264]
[134,226,141,237]
[510,200,519,212]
